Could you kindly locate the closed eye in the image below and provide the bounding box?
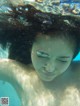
[58,59,68,63]
[36,51,50,58]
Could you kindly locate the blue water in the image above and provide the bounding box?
[61,0,80,3]
[73,52,80,61]
[0,81,21,106]
[0,0,80,105]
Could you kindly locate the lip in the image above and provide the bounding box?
[41,69,55,76]
[40,72,56,80]
[37,69,56,81]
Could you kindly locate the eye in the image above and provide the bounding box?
[36,51,50,58]
[57,59,68,63]
[60,60,68,62]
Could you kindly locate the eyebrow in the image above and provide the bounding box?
[58,56,71,59]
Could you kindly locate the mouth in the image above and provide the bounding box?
[36,69,56,81]
[41,69,55,76]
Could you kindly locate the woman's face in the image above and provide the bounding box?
[31,33,74,81]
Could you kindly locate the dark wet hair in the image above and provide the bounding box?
[3,25,79,64]
[0,5,80,64]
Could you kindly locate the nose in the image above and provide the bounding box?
[43,61,56,72]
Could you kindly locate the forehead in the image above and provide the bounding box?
[35,33,68,45]
[35,33,58,45]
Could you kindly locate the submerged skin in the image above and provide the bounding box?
[0,33,80,106]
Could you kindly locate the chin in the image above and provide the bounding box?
[41,77,55,82]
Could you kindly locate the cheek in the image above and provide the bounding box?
[31,52,45,70]
[33,58,47,70]
[56,62,71,74]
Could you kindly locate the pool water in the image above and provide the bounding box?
[73,52,80,61]
[0,81,21,106]
[0,0,80,106]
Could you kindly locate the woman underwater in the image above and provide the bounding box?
[0,0,80,106]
